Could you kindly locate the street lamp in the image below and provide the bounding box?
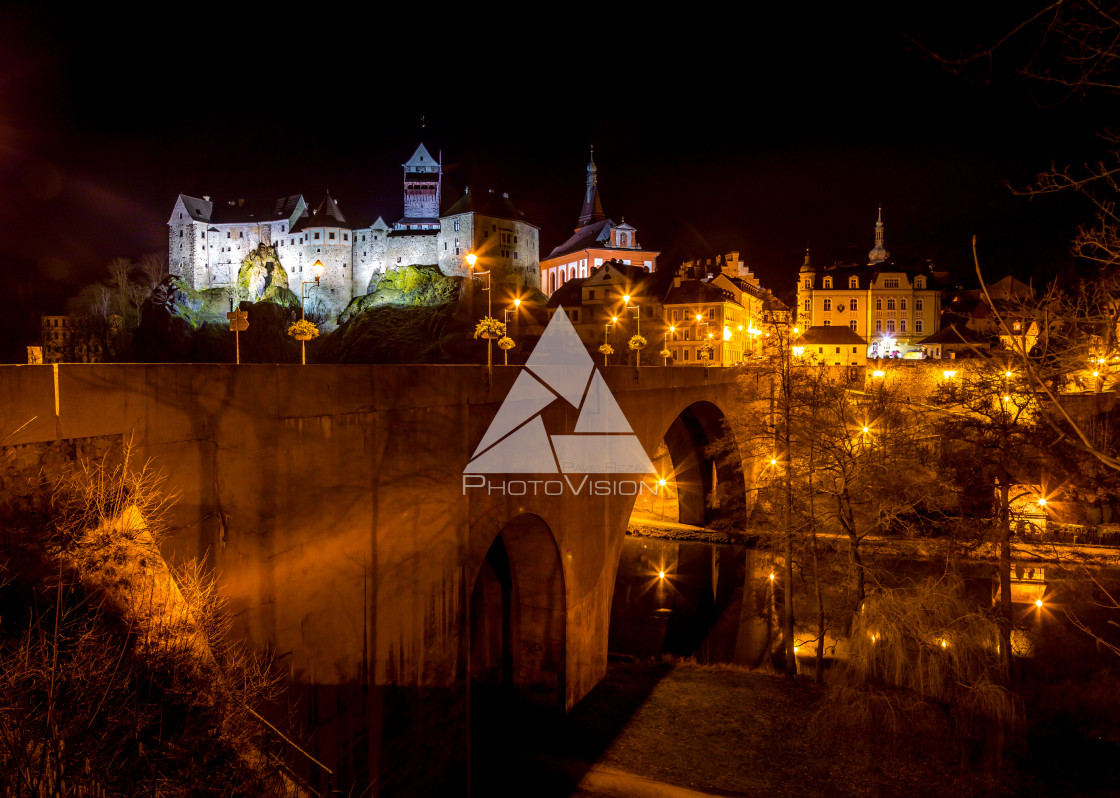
[664,325,675,365]
[299,259,325,365]
[467,252,494,374]
[502,300,521,366]
[603,315,617,366]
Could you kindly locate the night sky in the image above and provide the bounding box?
[0,3,1109,339]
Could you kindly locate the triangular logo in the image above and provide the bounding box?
[465,308,655,474]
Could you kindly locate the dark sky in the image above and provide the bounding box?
[0,2,1109,334]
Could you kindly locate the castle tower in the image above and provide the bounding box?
[577,146,606,228]
[399,142,441,228]
[868,207,889,265]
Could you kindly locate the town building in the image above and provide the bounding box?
[795,210,945,357]
[545,260,666,354]
[39,315,103,363]
[540,150,659,297]
[793,325,868,367]
[167,144,539,321]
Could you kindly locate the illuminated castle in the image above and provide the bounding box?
[167,144,540,319]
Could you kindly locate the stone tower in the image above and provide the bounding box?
[400,143,441,226]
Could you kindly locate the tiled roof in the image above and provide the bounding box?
[663,280,737,306]
[442,190,535,226]
[547,219,613,259]
[796,325,867,345]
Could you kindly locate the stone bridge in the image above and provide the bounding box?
[1,363,748,794]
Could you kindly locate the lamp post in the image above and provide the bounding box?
[623,294,642,366]
[300,260,325,366]
[664,325,675,365]
[502,299,521,366]
[467,253,494,374]
[604,315,617,366]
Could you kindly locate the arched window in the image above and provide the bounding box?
[849,276,858,289]
[804,278,811,289]
[823,277,832,289]
[875,298,882,310]
[915,276,925,289]
[823,298,832,311]
[887,298,896,310]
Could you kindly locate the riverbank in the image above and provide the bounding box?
[474,660,1120,797]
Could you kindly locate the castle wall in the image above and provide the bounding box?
[438,215,474,277]
[385,232,439,269]
[352,226,389,295]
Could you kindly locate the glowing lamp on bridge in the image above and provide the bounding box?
[658,478,667,488]
[659,570,666,580]
[862,426,869,433]
[942,370,957,380]
[623,294,631,304]
[1037,497,1047,507]
[872,370,885,378]
[1035,599,1044,608]
[513,298,521,308]
[465,252,478,268]
[695,313,703,322]
[312,259,325,281]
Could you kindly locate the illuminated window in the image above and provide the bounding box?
[454,219,460,232]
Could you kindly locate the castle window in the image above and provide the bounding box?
[514,252,518,259]
[314,233,320,240]
[374,236,378,241]
[316,248,320,253]
[444,242,447,251]
[291,238,294,245]
[454,219,460,232]
[803,278,811,289]
[514,237,518,244]
[328,232,335,240]
[179,230,183,237]
[343,233,348,241]
[850,298,858,312]
[179,213,182,219]
[227,232,231,238]
[397,257,402,263]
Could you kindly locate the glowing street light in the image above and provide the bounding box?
[1035,599,1044,608]
[658,570,666,580]
[872,370,885,378]
[299,260,326,365]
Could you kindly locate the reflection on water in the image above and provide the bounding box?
[608,535,1120,667]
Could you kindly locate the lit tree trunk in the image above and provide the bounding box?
[997,478,1013,676]
[839,491,866,608]
[808,443,825,684]
[781,345,797,675]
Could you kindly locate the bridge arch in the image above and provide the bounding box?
[469,512,566,710]
[657,399,747,527]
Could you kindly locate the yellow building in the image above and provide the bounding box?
[795,211,943,357]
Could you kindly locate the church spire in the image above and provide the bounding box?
[868,206,889,264]
[577,145,606,228]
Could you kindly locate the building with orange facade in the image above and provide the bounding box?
[540,149,659,297]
